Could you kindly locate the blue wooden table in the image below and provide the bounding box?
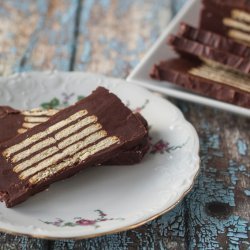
[0,0,249,249]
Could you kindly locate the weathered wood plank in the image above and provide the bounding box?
[73,0,172,78]
[0,234,49,250]
[174,100,250,250]
[20,0,79,71]
[0,0,78,73]
[0,0,47,76]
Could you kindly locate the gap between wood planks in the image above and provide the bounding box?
[69,0,82,71]
[19,0,82,72]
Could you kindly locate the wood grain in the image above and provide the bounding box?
[73,0,172,78]
[0,234,49,250]
[0,0,249,249]
[174,100,250,250]
[0,0,46,76]
[20,0,79,71]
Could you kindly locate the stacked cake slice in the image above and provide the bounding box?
[0,87,149,207]
[168,34,250,74]
[151,23,250,108]
[178,23,250,57]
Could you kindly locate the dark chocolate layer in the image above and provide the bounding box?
[203,0,250,12]
[0,107,57,143]
[104,113,149,165]
[0,107,24,144]
[179,23,250,57]
[200,8,230,36]
[0,87,147,207]
[168,35,250,74]
[200,2,250,44]
[151,58,250,108]
[103,137,149,165]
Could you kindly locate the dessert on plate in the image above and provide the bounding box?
[0,87,149,207]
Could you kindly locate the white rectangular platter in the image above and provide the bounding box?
[127,0,250,117]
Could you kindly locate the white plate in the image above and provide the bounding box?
[0,72,199,239]
[127,0,250,117]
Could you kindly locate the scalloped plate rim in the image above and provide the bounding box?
[0,71,200,239]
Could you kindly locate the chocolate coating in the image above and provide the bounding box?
[151,58,250,109]
[179,23,250,57]
[0,87,147,207]
[0,107,24,144]
[104,113,149,165]
[200,1,250,38]
[103,137,149,165]
[168,35,250,74]
[200,8,230,36]
[203,0,250,12]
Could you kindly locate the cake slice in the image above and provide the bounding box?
[102,113,149,165]
[168,35,250,74]
[178,23,250,57]
[150,58,250,109]
[200,0,250,45]
[0,87,147,207]
[0,106,149,165]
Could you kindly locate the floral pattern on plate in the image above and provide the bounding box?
[0,72,199,239]
[41,210,124,228]
[40,93,84,109]
[150,138,189,154]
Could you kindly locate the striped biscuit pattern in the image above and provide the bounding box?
[2,110,120,184]
[189,64,250,93]
[17,109,59,134]
[4,110,87,158]
[223,9,250,45]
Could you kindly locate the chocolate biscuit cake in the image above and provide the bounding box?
[150,3,250,109]
[151,58,250,108]
[0,106,149,166]
[0,87,148,207]
[178,23,250,57]
[168,35,250,74]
